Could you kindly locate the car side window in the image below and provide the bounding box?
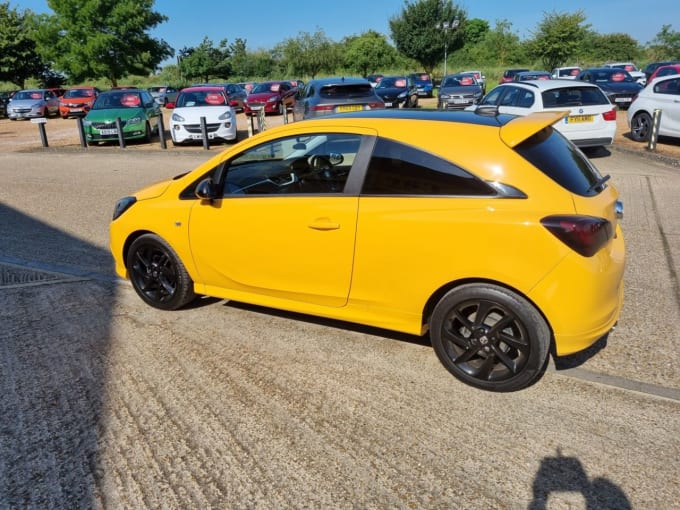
[500,87,520,106]
[480,87,504,106]
[362,138,495,196]
[655,78,680,95]
[516,90,534,108]
[222,133,362,196]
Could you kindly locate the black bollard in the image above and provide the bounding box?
[76,117,87,148]
[200,116,209,150]
[115,117,126,148]
[158,113,167,149]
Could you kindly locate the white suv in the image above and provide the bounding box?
[468,80,617,148]
[627,74,680,142]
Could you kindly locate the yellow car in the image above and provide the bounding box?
[110,110,625,392]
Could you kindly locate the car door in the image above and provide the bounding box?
[188,131,374,307]
[654,77,680,136]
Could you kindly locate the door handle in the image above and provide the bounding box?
[308,218,340,230]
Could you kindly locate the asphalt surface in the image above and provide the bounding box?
[1,146,679,509]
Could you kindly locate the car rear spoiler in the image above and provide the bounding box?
[500,111,569,148]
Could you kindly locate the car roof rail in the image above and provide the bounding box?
[475,105,500,117]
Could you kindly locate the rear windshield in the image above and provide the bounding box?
[514,128,605,196]
[542,87,609,107]
[320,84,374,98]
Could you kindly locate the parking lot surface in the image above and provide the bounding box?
[1,132,679,508]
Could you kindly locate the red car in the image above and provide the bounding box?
[243,80,296,116]
[59,86,101,119]
[646,64,680,86]
[499,68,530,84]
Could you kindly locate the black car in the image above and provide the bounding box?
[374,75,419,108]
[437,73,483,110]
[575,68,643,109]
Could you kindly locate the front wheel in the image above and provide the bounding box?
[630,112,652,142]
[429,284,550,392]
[126,234,196,310]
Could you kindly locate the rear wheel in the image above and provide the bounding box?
[630,112,652,142]
[143,121,152,142]
[429,284,550,392]
[127,234,196,310]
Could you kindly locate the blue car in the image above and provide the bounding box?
[409,72,434,97]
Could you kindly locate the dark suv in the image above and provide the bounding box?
[409,72,434,97]
[292,77,385,120]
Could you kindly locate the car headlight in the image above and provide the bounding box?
[127,116,142,124]
[267,96,277,103]
[439,94,451,100]
[83,120,92,126]
[171,113,185,122]
[112,196,137,220]
[398,91,407,98]
[218,110,232,120]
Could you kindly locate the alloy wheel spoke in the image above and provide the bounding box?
[491,345,519,373]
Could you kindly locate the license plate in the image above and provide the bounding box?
[337,105,363,112]
[99,129,118,135]
[71,108,83,112]
[615,97,631,102]
[384,102,393,107]
[566,115,594,124]
[453,98,468,104]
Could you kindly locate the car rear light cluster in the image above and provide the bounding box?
[602,108,617,121]
[541,215,614,257]
[310,104,336,112]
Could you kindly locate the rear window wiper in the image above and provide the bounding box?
[586,174,611,194]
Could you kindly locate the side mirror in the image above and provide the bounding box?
[195,178,217,200]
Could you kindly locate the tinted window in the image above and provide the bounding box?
[515,128,605,196]
[542,87,609,107]
[654,78,680,95]
[362,138,494,196]
[319,84,374,98]
[480,87,504,106]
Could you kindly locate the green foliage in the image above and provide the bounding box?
[389,0,467,75]
[0,3,45,88]
[646,25,680,60]
[342,30,399,77]
[526,10,589,71]
[276,29,338,79]
[579,32,641,64]
[451,19,526,71]
[179,37,231,82]
[35,0,172,87]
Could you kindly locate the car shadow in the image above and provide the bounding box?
[581,146,612,158]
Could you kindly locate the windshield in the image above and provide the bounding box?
[377,77,407,88]
[64,89,94,99]
[319,84,374,98]
[442,76,477,87]
[594,70,635,83]
[251,83,281,94]
[176,90,227,107]
[13,91,44,101]
[92,92,142,109]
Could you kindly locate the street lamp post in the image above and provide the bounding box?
[437,18,460,77]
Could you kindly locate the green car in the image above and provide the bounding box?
[83,89,161,144]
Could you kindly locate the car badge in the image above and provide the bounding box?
[579,108,584,114]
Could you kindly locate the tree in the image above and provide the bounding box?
[342,30,398,77]
[179,37,231,83]
[278,29,338,79]
[35,0,172,87]
[581,32,641,63]
[0,3,45,88]
[527,10,589,71]
[389,0,467,75]
[647,25,680,60]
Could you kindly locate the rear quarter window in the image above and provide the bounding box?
[515,128,605,196]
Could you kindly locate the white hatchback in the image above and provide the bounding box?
[169,86,238,145]
[468,80,617,148]
[627,74,680,142]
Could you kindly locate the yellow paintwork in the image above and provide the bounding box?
[110,111,625,356]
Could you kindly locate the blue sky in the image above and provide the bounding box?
[11,0,677,61]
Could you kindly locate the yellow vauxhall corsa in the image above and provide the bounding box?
[110,109,625,392]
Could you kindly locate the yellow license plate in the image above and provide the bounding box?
[566,115,594,124]
[337,105,363,112]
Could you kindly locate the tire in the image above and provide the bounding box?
[126,234,196,310]
[429,283,550,392]
[278,102,284,115]
[630,112,652,142]
[143,121,152,143]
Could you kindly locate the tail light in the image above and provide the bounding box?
[368,101,384,109]
[310,104,336,112]
[602,108,617,121]
[541,215,613,257]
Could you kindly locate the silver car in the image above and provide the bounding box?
[7,89,60,119]
[292,77,384,121]
[148,85,180,106]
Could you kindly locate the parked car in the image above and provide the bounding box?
[82,89,160,144]
[292,77,384,120]
[210,83,247,112]
[646,64,680,86]
[237,82,257,94]
[460,70,486,93]
[168,86,237,146]
[409,72,434,97]
[366,74,384,87]
[46,87,66,98]
[374,75,419,108]
[602,62,646,85]
[437,73,483,110]
[109,109,625,392]
[6,89,60,119]
[499,68,530,84]
[575,68,643,109]
[513,71,552,82]
[148,85,180,106]
[59,86,101,119]
[551,67,581,80]
[628,74,680,142]
[644,61,680,82]
[468,80,617,148]
[243,80,296,116]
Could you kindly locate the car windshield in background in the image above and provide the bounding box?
[93,92,142,109]
[593,70,636,83]
[541,87,609,107]
[176,91,227,107]
[377,77,407,88]
[319,84,374,98]
[64,89,94,99]
[442,76,477,87]
[13,91,43,100]
[251,83,281,94]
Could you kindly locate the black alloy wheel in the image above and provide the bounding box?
[127,234,196,310]
[630,112,652,142]
[429,284,550,392]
